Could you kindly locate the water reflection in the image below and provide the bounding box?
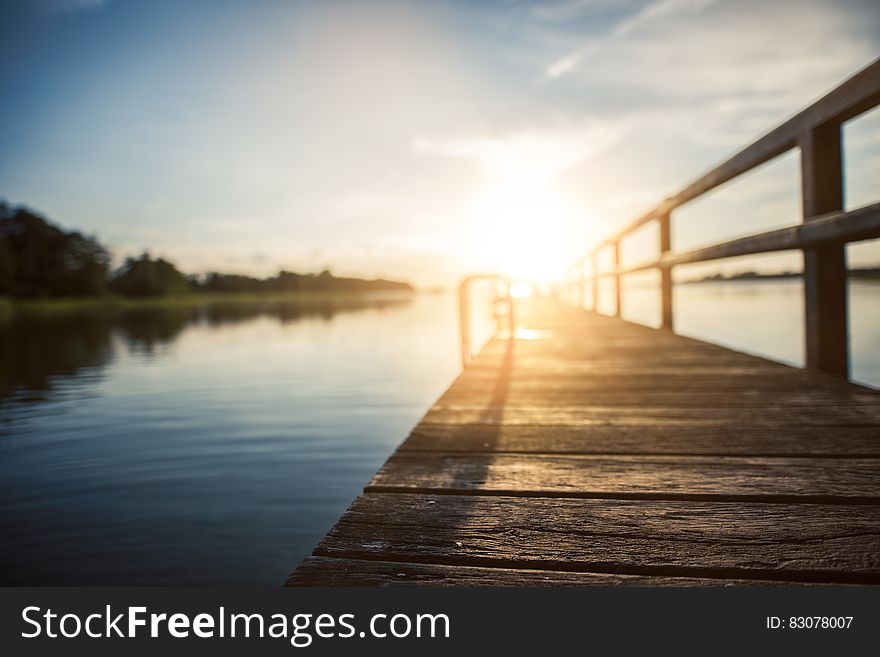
[0,296,412,408]
[1,313,114,403]
[0,292,462,586]
[620,279,880,388]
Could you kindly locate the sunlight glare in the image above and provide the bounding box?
[469,158,579,283]
[509,283,533,299]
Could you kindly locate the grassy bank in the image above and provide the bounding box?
[0,289,415,318]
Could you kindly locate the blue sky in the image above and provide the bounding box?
[1,0,879,285]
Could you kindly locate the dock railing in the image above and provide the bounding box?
[564,57,880,380]
[458,274,514,368]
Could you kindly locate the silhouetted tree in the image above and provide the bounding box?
[0,236,14,294]
[0,199,414,298]
[111,253,191,297]
[200,272,264,293]
[269,270,302,292]
[0,203,109,297]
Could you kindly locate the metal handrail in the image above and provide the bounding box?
[564,57,880,380]
[458,274,514,368]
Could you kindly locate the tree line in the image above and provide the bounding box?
[0,202,413,298]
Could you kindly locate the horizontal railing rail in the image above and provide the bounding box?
[613,202,880,275]
[564,57,880,380]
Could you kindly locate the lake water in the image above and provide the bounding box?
[1,282,878,585]
[0,294,460,585]
[619,278,880,387]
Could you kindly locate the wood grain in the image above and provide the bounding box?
[286,557,807,587]
[422,405,880,426]
[314,493,880,583]
[368,453,880,502]
[288,296,880,586]
[436,390,879,408]
[402,424,880,457]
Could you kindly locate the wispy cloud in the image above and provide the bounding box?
[3,0,877,284]
[413,121,625,181]
[543,0,718,79]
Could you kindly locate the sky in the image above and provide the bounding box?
[1,0,879,287]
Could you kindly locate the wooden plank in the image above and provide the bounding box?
[467,356,795,368]
[421,404,880,426]
[460,337,856,360]
[368,453,880,503]
[466,348,809,366]
[287,557,807,587]
[436,390,879,407]
[402,424,880,457]
[458,365,824,377]
[314,493,880,583]
[474,346,766,358]
[451,373,862,393]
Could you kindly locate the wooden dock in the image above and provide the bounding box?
[287,297,880,586]
[287,60,880,586]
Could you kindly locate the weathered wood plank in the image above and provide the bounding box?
[449,375,864,394]
[436,390,879,407]
[368,453,880,502]
[421,405,880,426]
[287,557,808,587]
[460,364,789,375]
[401,424,880,456]
[314,493,880,583]
[471,344,789,359]
[454,369,868,388]
[456,360,860,380]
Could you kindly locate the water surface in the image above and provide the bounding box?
[621,278,880,388]
[1,282,877,585]
[1,294,458,585]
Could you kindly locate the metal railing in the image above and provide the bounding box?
[458,274,514,368]
[564,57,880,380]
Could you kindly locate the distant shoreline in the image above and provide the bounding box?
[682,267,880,284]
[0,289,416,317]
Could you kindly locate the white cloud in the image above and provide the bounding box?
[413,120,626,181]
[6,0,879,284]
[544,0,719,79]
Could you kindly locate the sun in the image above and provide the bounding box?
[468,164,577,283]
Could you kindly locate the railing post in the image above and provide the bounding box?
[505,280,515,337]
[591,251,600,312]
[458,280,470,368]
[658,212,674,330]
[578,260,586,309]
[800,123,848,378]
[612,241,622,317]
